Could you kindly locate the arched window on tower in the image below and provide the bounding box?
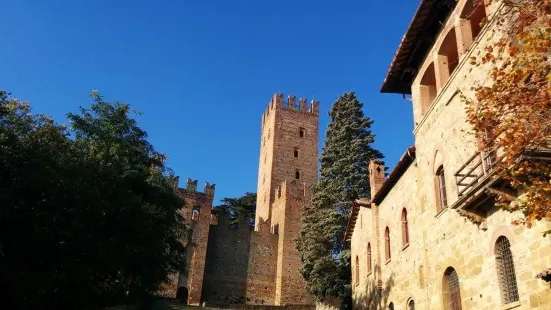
[495,236,519,304]
[402,208,409,246]
[385,227,391,261]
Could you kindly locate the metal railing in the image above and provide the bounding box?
[455,149,498,198]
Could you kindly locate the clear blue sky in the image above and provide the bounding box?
[0,0,418,205]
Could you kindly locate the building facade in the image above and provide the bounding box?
[170,93,319,306]
[346,0,551,309]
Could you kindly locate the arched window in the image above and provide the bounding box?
[402,208,409,246]
[192,206,200,221]
[435,165,448,212]
[355,256,360,286]
[388,302,394,310]
[443,267,462,310]
[461,0,488,41]
[385,227,391,261]
[408,299,415,310]
[367,243,372,273]
[438,29,459,79]
[495,236,519,304]
[419,63,437,115]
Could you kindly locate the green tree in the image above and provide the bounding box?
[297,92,383,305]
[0,90,187,310]
[213,192,256,228]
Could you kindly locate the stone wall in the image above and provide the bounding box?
[350,1,551,309]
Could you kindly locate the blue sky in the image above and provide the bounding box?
[0,0,418,205]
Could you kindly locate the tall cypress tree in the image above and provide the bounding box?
[297,92,383,305]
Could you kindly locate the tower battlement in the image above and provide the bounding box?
[174,177,216,197]
[261,92,320,127]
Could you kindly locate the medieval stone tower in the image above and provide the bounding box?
[255,92,319,227]
[255,92,319,305]
[168,92,320,306]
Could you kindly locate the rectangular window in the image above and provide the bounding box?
[299,127,305,138]
[294,147,299,158]
[295,169,301,180]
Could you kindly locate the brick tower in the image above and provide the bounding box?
[255,92,319,305]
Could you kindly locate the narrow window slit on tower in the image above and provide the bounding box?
[294,147,299,158]
[299,127,305,138]
[295,169,301,180]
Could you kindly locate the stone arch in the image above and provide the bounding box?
[407,297,416,310]
[432,146,446,174]
[489,226,515,256]
[437,28,460,81]
[419,62,438,116]
[437,256,465,310]
[442,267,463,310]
[460,0,488,41]
[177,286,189,304]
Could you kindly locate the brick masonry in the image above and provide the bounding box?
[174,93,319,306]
[349,1,551,309]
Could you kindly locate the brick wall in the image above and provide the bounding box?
[245,222,279,305]
[201,214,251,304]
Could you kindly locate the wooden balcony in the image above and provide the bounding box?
[452,147,551,222]
[451,149,505,221]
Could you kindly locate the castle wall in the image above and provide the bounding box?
[201,215,251,304]
[245,222,279,305]
[164,179,215,305]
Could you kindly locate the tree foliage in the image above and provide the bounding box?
[297,92,383,303]
[0,90,187,309]
[463,0,551,228]
[213,192,256,228]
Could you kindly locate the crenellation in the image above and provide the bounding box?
[204,182,216,196]
[288,95,297,110]
[186,178,198,192]
[299,98,307,111]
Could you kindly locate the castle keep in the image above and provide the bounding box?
[171,92,319,306]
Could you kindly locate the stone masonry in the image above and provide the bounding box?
[347,0,551,309]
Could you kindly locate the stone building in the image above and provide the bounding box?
[345,0,551,309]
[170,93,319,306]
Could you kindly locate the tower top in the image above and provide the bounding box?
[261,92,319,127]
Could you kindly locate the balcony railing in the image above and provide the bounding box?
[455,149,498,198]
